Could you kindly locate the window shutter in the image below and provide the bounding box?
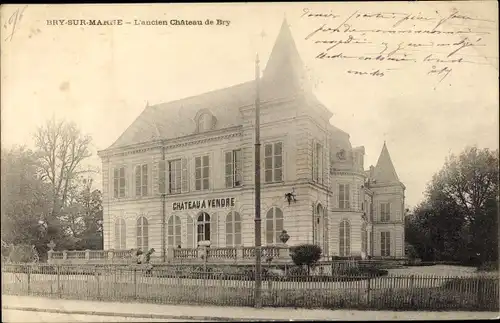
[312,204,316,243]
[158,160,166,194]
[135,165,141,196]
[311,139,316,181]
[113,168,118,198]
[181,158,189,193]
[236,150,243,186]
[123,167,128,197]
[225,151,233,188]
[210,213,218,246]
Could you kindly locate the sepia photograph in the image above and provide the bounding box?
[1,2,498,321]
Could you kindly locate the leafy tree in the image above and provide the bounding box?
[405,146,498,266]
[1,146,66,260]
[290,244,322,275]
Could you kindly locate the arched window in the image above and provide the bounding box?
[167,215,181,248]
[339,220,350,257]
[187,216,194,248]
[198,113,213,132]
[266,207,284,245]
[114,218,126,249]
[136,217,148,251]
[226,211,242,247]
[197,212,211,243]
[361,223,367,254]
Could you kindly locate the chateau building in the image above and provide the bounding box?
[98,19,406,259]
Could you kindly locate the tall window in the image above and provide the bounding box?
[313,143,323,183]
[136,217,148,251]
[135,164,148,196]
[339,184,350,209]
[195,156,210,191]
[197,212,211,243]
[264,142,283,183]
[225,150,242,188]
[265,207,284,244]
[114,218,126,249]
[167,215,181,248]
[313,204,324,246]
[381,231,391,256]
[380,203,391,222]
[226,211,242,247]
[361,223,367,254]
[187,216,194,248]
[113,167,126,198]
[339,220,350,257]
[168,159,182,194]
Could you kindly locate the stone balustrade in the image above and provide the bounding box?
[47,245,292,265]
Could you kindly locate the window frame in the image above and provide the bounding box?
[339,220,351,257]
[339,184,350,209]
[113,166,126,198]
[135,164,149,197]
[194,155,210,191]
[380,202,391,222]
[263,141,284,184]
[225,211,242,247]
[313,142,324,184]
[265,207,284,245]
[168,159,182,194]
[136,216,149,251]
[381,231,391,257]
[167,215,182,248]
[114,218,126,249]
[224,149,243,188]
[197,212,211,243]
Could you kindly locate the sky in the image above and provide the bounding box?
[1,2,498,208]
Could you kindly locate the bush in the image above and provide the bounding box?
[290,244,322,275]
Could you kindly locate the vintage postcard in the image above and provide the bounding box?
[1,2,498,322]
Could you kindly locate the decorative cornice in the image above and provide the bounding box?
[330,169,366,178]
[99,126,242,158]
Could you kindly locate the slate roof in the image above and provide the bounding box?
[106,18,311,151]
[372,142,401,183]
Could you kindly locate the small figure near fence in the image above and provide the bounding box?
[136,249,144,264]
[144,248,155,276]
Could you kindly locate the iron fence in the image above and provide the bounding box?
[1,263,498,311]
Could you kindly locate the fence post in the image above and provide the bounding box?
[95,267,100,300]
[477,278,484,310]
[366,276,371,307]
[409,275,415,306]
[56,265,61,298]
[27,265,31,295]
[134,268,137,300]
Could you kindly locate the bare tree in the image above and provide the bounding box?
[34,118,93,217]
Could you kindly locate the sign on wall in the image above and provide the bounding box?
[172,197,236,211]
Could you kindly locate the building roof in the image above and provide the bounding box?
[106,18,311,151]
[372,142,400,183]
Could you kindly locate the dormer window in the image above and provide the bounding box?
[196,110,216,133]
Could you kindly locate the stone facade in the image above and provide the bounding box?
[97,19,406,259]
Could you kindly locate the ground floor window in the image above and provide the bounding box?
[197,212,210,243]
[167,215,181,248]
[226,211,241,247]
[339,220,350,257]
[266,207,283,244]
[381,231,391,257]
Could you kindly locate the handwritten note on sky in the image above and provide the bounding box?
[299,4,497,86]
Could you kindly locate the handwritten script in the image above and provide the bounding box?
[3,5,28,42]
[301,7,496,85]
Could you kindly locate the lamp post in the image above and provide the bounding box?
[254,53,263,308]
